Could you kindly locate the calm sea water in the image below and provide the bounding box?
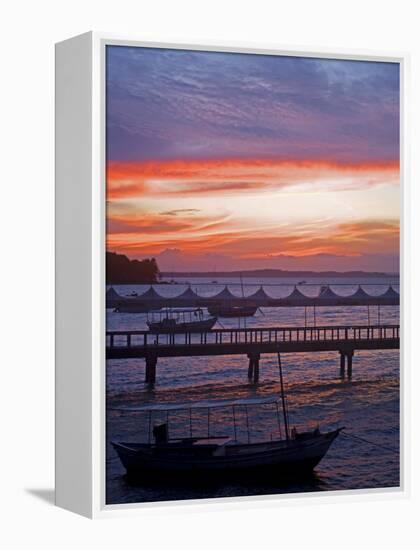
[106,277,400,504]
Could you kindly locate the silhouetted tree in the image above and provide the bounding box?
[106,252,161,284]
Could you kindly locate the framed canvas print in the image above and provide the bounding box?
[55,32,407,518]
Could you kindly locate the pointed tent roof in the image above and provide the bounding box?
[209,286,238,301]
[173,286,201,302]
[318,286,340,299]
[348,285,371,300]
[106,286,121,300]
[284,286,310,301]
[136,286,164,301]
[379,286,400,299]
[106,286,122,307]
[247,286,271,303]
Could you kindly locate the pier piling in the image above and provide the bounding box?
[253,356,260,383]
[247,353,260,383]
[145,354,157,384]
[247,354,254,379]
[106,324,399,384]
[347,351,354,378]
[340,351,346,378]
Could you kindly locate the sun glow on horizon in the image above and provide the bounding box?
[106,158,399,271]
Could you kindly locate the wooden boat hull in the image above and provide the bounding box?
[112,429,340,478]
[147,317,217,333]
[207,305,258,318]
[114,304,158,313]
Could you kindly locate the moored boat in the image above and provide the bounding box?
[112,426,342,477]
[114,303,158,313]
[147,308,217,333]
[207,304,258,318]
[112,353,343,479]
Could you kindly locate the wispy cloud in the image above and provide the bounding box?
[107,46,399,163]
[107,216,399,262]
[105,46,400,272]
[107,158,399,200]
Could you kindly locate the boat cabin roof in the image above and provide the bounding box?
[192,436,231,446]
[110,395,279,412]
[163,308,203,313]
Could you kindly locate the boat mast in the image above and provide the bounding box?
[240,273,246,329]
[277,351,290,440]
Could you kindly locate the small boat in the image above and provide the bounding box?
[112,354,342,479]
[297,280,307,285]
[207,305,258,318]
[114,304,157,313]
[112,427,341,478]
[147,308,217,333]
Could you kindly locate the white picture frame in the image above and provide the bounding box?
[55,31,408,518]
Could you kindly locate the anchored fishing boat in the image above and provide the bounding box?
[147,308,217,333]
[207,304,258,318]
[114,303,157,313]
[112,353,342,478]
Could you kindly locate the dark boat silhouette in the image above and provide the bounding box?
[112,426,341,477]
[112,354,342,478]
[147,308,217,333]
[207,305,258,318]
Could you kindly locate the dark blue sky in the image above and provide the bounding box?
[106,45,399,163]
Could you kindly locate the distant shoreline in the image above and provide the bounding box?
[161,270,399,279]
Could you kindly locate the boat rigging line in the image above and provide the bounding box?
[341,430,398,454]
[277,351,290,440]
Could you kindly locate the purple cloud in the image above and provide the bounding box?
[106,46,399,163]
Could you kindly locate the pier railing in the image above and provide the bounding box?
[106,324,399,349]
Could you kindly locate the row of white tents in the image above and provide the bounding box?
[106,285,400,309]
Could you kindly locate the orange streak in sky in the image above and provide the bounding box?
[107,158,399,199]
[107,219,399,259]
[106,158,399,262]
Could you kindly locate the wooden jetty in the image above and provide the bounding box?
[106,323,400,384]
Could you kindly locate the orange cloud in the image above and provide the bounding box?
[107,158,399,200]
[106,158,400,265]
[107,218,399,260]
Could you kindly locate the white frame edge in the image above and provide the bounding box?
[55,31,409,519]
[55,32,94,517]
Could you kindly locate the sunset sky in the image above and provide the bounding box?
[106,46,400,272]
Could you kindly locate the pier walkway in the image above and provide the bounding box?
[106,324,399,384]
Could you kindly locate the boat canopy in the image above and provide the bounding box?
[109,395,279,412]
[158,307,205,314]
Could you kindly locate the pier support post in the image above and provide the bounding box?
[347,351,354,379]
[145,355,158,384]
[247,353,260,383]
[339,352,346,378]
[253,355,260,383]
[247,354,254,379]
